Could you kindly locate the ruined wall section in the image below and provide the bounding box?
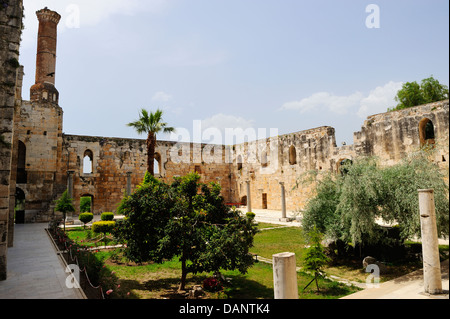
[353,100,449,168]
[14,100,64,221]
[0,0,23,281]
[232,126,343,212]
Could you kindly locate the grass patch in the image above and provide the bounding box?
[251,225,306,266]
[99,252,360,299]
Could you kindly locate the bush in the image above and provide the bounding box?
[101,212,114,221]
[202,277,223,292]
[246,212,256,220]
[92,221,116,234]
[79,213,94,229]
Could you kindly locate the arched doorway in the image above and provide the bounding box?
[15,187,25,224]
[419,118,435,147]
[80,194,94,215]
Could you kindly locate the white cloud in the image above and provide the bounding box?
[357,81,403,118]
[202,113,255,131]
[281,81,403,118]
[281,91,363,115]
[152,91,173,102]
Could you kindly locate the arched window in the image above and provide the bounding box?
[237,155,243,170]
[419,118,435,147]
[261,151,268,168]
[154,153,161,175]
[289,145,297,165]
[337,158,353,176]
[83,150,93,174]
[17,141,27,183]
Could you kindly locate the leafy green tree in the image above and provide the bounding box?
[127,109,175,176]
[390,76,449,111]
[54,190,75,232]
[421,76,449,103]
[120,177,174,263]
[120,172,258,292]
[302,150,449,248]
[302,227,330,292]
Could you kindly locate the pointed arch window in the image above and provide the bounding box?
[83,150,93,174]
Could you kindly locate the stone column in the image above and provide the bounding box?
[67,170,75,199]
[279,182,286,221]
[246,180,252,213]
[126,172,132,196]
[273,252,298,299]
[66,170,75,222]
[418,189,442,295]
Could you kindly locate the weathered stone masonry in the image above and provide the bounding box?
[0,0,23,280]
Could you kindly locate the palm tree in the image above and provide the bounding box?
[127,108,175,176]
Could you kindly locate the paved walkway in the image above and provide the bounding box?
[342,259,449,299]
[0,223,84,299]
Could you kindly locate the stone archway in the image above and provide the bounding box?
[419,118,435,147]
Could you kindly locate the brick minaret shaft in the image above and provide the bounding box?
[30,7,61,103]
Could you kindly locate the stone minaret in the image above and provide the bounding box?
[29,7,61,104]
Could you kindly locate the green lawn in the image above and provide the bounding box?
[251,223,306,266]
[65,223,448,298]
[100,254,360,299]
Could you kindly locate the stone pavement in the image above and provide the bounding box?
[0,223,84,299]
[341,259,449,299]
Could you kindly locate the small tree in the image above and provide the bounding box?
[302,227,330,292]
[79,212,94,229]
[92,221,116,246]
[54,190,75,232]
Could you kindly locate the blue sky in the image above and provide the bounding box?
[20,0,449,145]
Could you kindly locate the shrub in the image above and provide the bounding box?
[79,212,94,229]
[92,221,116,247]
[202,277,223,292]
[246,212,256,220]
[92,221,116,234]
[101,212,114,221]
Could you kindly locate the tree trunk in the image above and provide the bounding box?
[147,132,156,176]
[179,255,187,292]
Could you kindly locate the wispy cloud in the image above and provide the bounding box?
[22,0,167,47]
[152,91,173,103]
[202,113,255,131]
[357,81,403,118]
[280,81,403,118]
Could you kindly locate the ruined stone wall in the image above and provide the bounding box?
[353,100,449,168]
[232,126,346,212]
[0,0,23,280]
[231,100,449,214]
[62,135,234,215]
[13,100,64,221]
